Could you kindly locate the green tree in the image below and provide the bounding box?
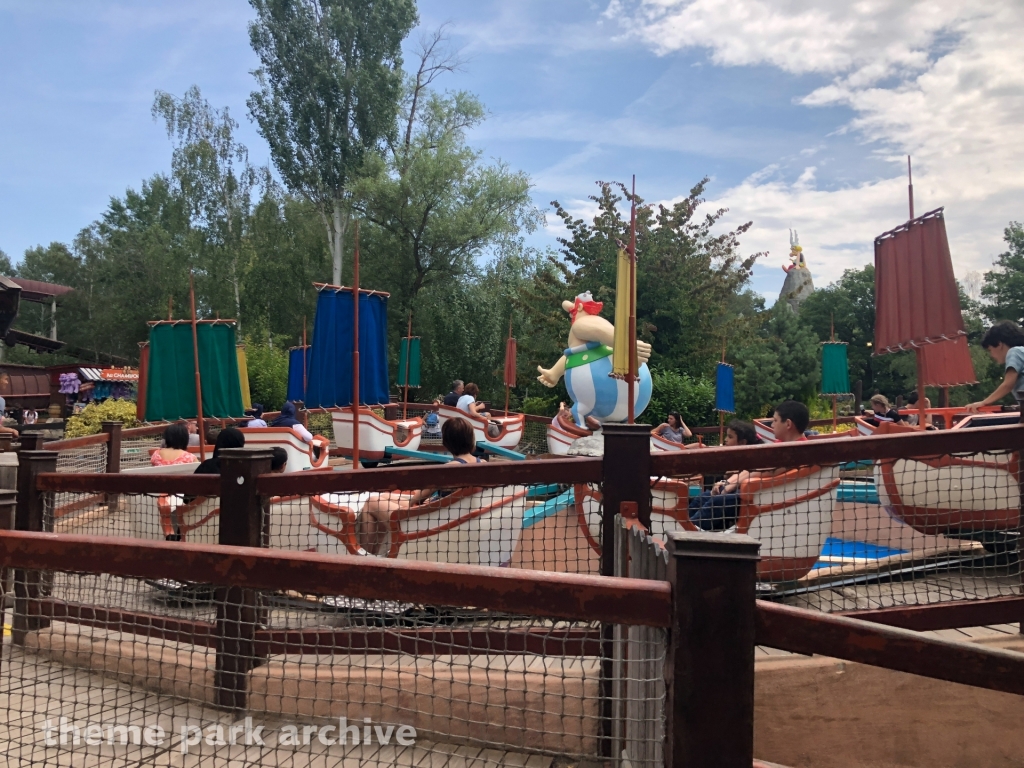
[356,31,536,319]
[982,221,1024,323]
[247,0,418,285]
[523,180,761,383]
[0,248,16,277]
[153,86,267,332]
[647,369,715,427]
[765,300,820,401]
[732,342,782,418]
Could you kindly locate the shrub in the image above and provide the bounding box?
[647,369,715,427]
[64,400,139,438]
[244,338,289,411]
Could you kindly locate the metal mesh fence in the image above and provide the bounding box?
[52,446,109,535]
[120,437,163,470]
[44,493,223,545]
[300,483,600,574]
[1,568,666,766]
[652,448,1022,611]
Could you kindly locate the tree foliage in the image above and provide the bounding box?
[982,221,1024,323]
[247,0,418,284]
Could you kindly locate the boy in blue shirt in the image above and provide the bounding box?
[967,321,1024,412]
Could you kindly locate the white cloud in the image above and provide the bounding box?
[609,0,1024,285]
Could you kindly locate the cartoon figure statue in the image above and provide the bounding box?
[783,229,807,273]
[537,291,653,428]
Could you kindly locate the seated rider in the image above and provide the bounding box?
[862,394,904,428]
[443,380,464,408]
[457,383,489,417]
[687,401,808,531]
[652,411,691,444]
[357,417,483,554]
[246,403,268,428]
[270,401,314,444]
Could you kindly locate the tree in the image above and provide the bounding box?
[982,221,1024,323]
[732,341,782,418]
[524,180,762,382]
[765,300,820,401]
[0,248,16,277]
[247,0,418,285]
[153,86,266,332]
[356,31,536,320]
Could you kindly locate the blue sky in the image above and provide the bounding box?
[2,0,1021,301]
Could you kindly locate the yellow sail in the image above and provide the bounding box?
[612,247,633,376]
[236,346,253,411]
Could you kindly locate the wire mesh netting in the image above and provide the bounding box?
[52,446,109,535]
[119,437,164,470]
[1,568,666,767]
[651,448,1022,611]
[43,493,223,544]
[297,482,601,574]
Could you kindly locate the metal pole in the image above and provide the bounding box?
[908,155,915,221]
[504,317,512,415]
[189,271,207,461]
[302,316,307,396]
[627,175,637,424]
[403,312,412,421]
[351,223,361,471]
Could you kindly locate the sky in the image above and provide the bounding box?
[1,0,1022,302]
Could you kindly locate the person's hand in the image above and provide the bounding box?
[636,340,652,364]
[965,401,985,413]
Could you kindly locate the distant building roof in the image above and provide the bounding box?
[8,278,74,303]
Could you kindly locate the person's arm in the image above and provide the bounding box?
[680,420,692,438]
[652,423,666,436]
[966,369,1017,412]
[292,423,314,443]
[470,400,487,415]
[0,426,19,438]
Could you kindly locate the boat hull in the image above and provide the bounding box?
[331,408,423,460]
[437,405,524,450]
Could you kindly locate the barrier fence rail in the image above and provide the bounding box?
[3,423,1024,765]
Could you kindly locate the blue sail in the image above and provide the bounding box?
[305,287,390,408]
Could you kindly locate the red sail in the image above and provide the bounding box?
[503,336,517,388]
[917,336,977,387]
[874,209,965,354]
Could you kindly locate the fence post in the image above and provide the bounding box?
[0,488,17,613]
[12,450,58,646]
[18,433,45,452]
[214,447,272,711]
[664,531,760,768]
[101,421,122,512]
[0,433,12,453]
[601,423,652,577]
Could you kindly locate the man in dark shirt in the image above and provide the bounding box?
[442,380,464,407]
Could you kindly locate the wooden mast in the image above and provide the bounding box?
[402,312,412,420]
[908,156,927,429]
[830,314,838,432]
[504,316,513,415]
[188,270,207,461]
[352,222,361,470]
[627,175,638,424]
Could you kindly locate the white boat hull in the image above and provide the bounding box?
[331,408,423,460]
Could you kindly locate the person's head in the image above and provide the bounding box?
[248,403,264,420]
[464,382,479,398]
[212,427,245,458]
[667,412,683,430]
[870,394,890,414]
[980,321,1024,364]
[270,446,288,473]
[186,420,197,435]
[452,379,464,395]
[280,401,296,419]
[771,400,809,441]
[442,417,475,457]
[725,420,758,447]
[164,423,190,451]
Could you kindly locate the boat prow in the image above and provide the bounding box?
[331,407,423,460]
[437,405,524,450]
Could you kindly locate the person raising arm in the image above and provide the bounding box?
[652,412,692,444]
[966,321,1024,413]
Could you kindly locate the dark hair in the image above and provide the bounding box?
[905,391,920,406]
[667,411,683,429]
[773,400,810,433]
[442,417,475,456]
[212,427,245,458]
[981,320,1024,350]
[464,382,479,398]
[164,423,190,451]
[726,420,758,446]
[270,446,288,472]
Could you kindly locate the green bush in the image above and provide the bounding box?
[647,369,715,427]
[245,338,289,411]
[65,400,139,438]
[522,394,560,417]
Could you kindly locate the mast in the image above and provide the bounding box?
[830,314,838,432]
[504,317,513,415]
[402,312,412,420]
[719,340,726,444]
[188,270,207,461]
[352,222,361,470]
[627,175,638,424]
[908,156,927,428]
[302,316,308,396]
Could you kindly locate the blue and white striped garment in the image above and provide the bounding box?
[564,345,652,426]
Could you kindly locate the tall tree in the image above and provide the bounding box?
[247,0,418,285]
[356,29,536,319]
[152,86,265,332]
[982,221,1024,323]
[0,248,16,277]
